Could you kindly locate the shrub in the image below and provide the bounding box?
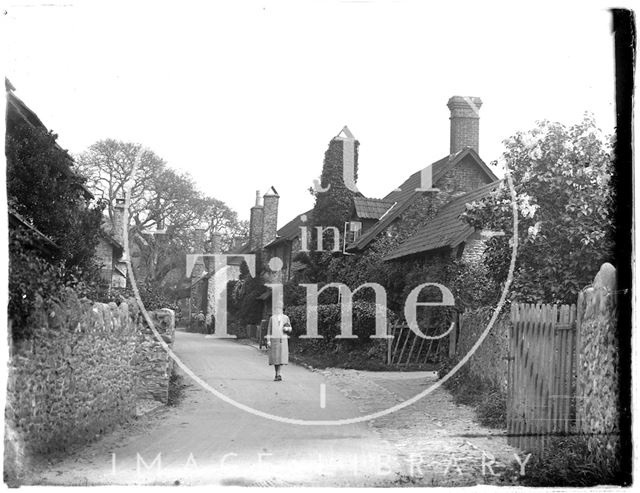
[8,229,91,341]
[89,284,180,314]
[231,261,266,326]
[282,301,397,370]
[283,280,307,307]
[7,119,104,273]
[285,300,397,340]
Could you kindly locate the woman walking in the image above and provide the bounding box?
[266,311,292,381]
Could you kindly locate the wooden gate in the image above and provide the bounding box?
[386,321,452,367]
[507,303,577,454]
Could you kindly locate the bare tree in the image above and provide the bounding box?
[76,139,248,288]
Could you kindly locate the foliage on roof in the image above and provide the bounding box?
[349,148,498,251]
[384,181,501,261]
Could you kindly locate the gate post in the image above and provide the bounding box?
[448,315,458,358]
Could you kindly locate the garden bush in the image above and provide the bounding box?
[284,301,397,370]
[285,300,397,340]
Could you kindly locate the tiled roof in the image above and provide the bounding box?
[384,155,451,204]
[348,193,420,251]
[9,209,60,254]
[383,148,497,205]
[383,181,501,261]
[353,197,395,219]
[345,148,498,252]
[232,209,312,253]
[262,209,314,250]
[277,209,313,240]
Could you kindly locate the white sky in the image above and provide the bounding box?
[3,0,622,226]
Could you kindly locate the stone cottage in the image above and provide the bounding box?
[235,95,499,284]
[346,97,498,255]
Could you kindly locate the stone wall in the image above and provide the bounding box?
[456,307,511,391]
[575,263,619,471]
[135,308,175,402]
[4,292,175,474]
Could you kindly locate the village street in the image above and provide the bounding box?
[26,331,520,487]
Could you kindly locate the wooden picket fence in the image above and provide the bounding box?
[386,322,450,367]
[507,303,577,454]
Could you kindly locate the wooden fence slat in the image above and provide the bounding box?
[542,305,555,454]
[405,332,418,367]
[516,317,523,449]
[396,327,411,366]
[414,334,426,364]
[507,313,516,447]
[561,305,568,430]
[423,339,435,365]
[391,325,404,363]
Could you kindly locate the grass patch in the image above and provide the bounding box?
[440,364,506,428]
[167,367,188,407]
[289,339,389,371]
[516,435,625,487]
[439,363,626,487]
[289,338,444,372]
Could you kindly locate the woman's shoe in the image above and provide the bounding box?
[275,375,282,381]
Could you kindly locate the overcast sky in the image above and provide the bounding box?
[4,0,622,226]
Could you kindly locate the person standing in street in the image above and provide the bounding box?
[266,310,292,381]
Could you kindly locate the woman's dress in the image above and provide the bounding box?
[267,314,290,365]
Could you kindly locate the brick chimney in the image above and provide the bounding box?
[262,186,280,247]
[112,198,126,246]
[447,96,482,154]
[249,190,264,252]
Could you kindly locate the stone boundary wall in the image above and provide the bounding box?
[5,292,174,472]
[575,263,619,471]
[135,308,175,403]
[456,308,511,392]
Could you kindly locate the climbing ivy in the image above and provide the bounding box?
[311,137,360,248]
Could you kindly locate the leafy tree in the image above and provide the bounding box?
[6,119,104,273]
[462,115,614,304]
[231,259,266,326]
